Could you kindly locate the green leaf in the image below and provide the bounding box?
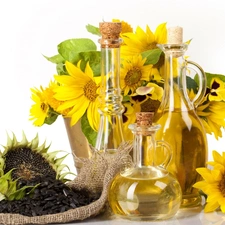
[186,76,199,92]
[59,172,76,181]
[122,95,131,103]
[0,169,14,195]
[6,179,17,197]
[44,150,61,161]
[55,154,68,167]
[86,24,101,36]
[44,111,58,125]
[43,54,65,64]
[79,51,101,76]
[81,113,97,146]
[0,193,5,201]
[0,178,8,195]
[141,49,162,65]
[58,38,97,63]
[56,164,70,172]
[205,72,225,87]
[8,184,39,201]
[56,63,68,75]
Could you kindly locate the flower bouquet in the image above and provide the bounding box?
[29,19,225,147]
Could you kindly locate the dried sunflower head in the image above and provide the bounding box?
[0,132,74,184]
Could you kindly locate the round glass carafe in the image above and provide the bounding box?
[108,112,182,221]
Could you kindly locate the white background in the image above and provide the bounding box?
[0,0,224,173]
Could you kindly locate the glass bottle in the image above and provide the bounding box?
[154,27,208,208]
[108,112,182,221]
[95,22,124,153]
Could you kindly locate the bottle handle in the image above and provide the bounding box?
[185,60,207,107]
[156,140,172,169]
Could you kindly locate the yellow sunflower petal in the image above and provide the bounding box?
[219,199,225,213]
[211,169,223,181]
[29,86,50,126]
[65,61,85,78]
[154,22,167,44]
[213,151,224,165]
[87,101,100,131]
[84,62,94,79]
[193,181,208,192]
[207,192,223,203]
[196,168,215,183]
[54,75,87,87]
[145,25,155,42]
[204,201,220,213]
[54,86,83,101]
[69,99,89,126]
[58,99,80,111]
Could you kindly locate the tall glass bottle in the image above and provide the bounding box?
[108,112,182,220]
[154,27,208,208]
[95,22,124,153]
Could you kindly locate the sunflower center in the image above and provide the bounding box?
[40,102,48,113]
[84,80,98,101]
[17,162,42,180]
[45,88,61,111]
[125,68,142,86]
[218,174,225,197]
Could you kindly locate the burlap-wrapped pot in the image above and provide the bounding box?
[0,143,132,225]
[64,118,92,174]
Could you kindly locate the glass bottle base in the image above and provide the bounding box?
[181,194,202,208]
[114,213,176,221]
[108,168,182,221]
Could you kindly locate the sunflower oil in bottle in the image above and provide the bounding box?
[95,22,124,154]
[108,112,182,221]
[154,27,208,208]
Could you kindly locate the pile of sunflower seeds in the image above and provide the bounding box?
[0,176,100,216]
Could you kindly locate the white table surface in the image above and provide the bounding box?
[58,207,225,225]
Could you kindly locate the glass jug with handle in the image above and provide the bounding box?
[154,26,208,208]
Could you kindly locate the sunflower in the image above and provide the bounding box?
[112,19,133,34]
[207,101,225,139]
[120,22,167,56]
[54,61,101,131]
[197,100,225,139]
[0,132,73,201]
[193,150,225,213]
[120,23,166,85]
[29,81,68,126]
[120,55,152,96]
[29,86,49,126]
[44,81,70,116]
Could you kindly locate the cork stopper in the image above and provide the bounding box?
[167,26,183,44]
[99,22,122,48]
[136,112,154,126]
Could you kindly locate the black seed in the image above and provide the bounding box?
[0,175,101,216]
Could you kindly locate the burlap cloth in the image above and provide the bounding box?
[0,142,133,225]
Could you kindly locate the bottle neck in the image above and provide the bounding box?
[129,124,160,167]
[158,44,193,112]
[99,47,124,113]
[95,44,124,152]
